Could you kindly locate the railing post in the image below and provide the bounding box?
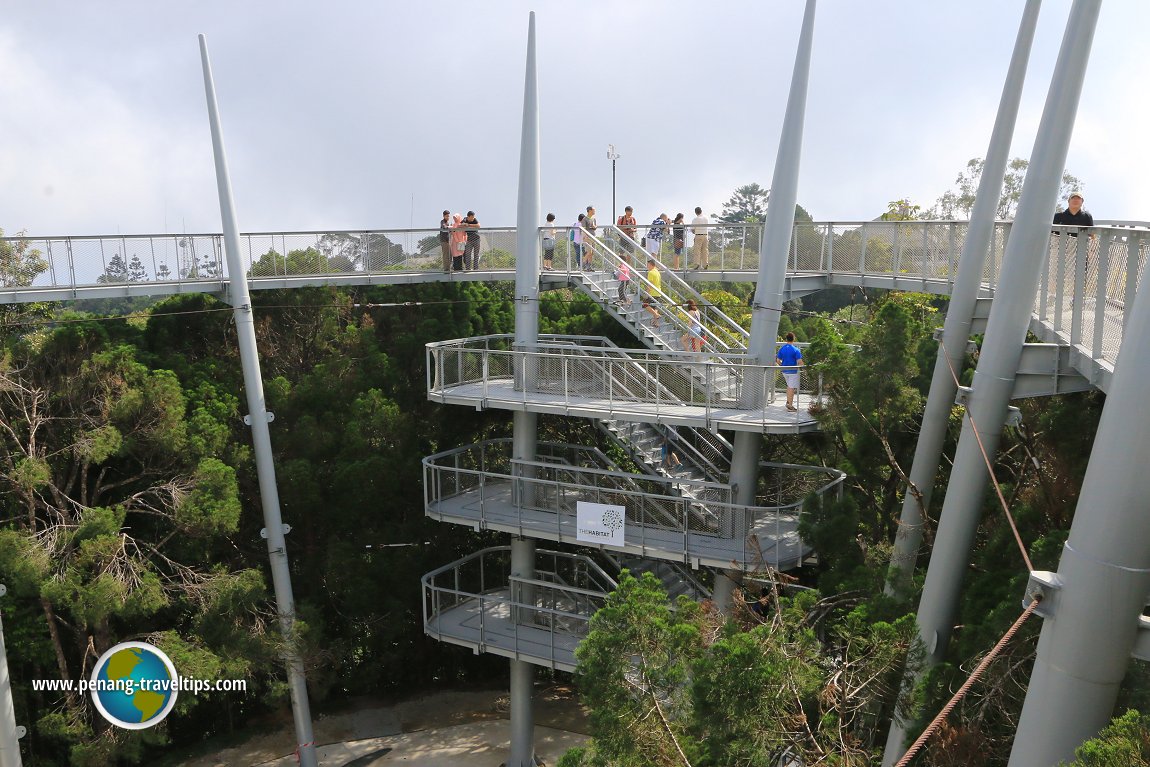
[1123,235,1142,336]
[1092,231,1112,359]
[1072,235,1086,347]
[824,223,833,272]
[1054,235,1069,332]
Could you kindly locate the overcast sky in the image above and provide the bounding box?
[2,1,1146,238]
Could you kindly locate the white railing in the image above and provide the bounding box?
[425,334,827,426]
[422,439,846,569]
[1037,228,1148,368]
[422,546,617,670]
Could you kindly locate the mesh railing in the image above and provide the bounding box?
[422,545,617,666]
[426,335,824,417]
[599,224,751,351]
[423,439,845,567]
[1036,228,1148,367]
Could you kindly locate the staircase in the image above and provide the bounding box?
[600,550,711,602]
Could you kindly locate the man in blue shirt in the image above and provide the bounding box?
[776,332,804,412]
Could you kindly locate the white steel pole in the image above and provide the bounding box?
[883,2,1100,763]
[0,586,23,767]
[197,35,317,767]
[887,0,1042,594]
[509,14,541,767]
[728,0,817,565]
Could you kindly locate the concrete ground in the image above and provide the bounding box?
[181,686,589,767]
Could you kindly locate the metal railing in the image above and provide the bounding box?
[421,545,617,669]
[1036,227,1148,368]
[426,334,825,425]
[575,224,751,352]
[422,439,845,568]
[4,220,1146,292]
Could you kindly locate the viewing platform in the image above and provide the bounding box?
[423,439,845,570]
[426,334,825,434]
[422,546,618,672]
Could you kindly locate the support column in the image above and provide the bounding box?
[886,0,1042,595]
[198,36,317,767]
[509,538,537,767]
[710,569,741,614]
[508,15,541,767]
[0,586,23,767]
[883,2,1100,763]
[728,0,818,584]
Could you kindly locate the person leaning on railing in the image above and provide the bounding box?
[1053,192,1095,269]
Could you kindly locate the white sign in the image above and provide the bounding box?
[576,501,626,547]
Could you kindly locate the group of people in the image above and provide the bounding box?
[538,204,712,273]
[438,210,482,272]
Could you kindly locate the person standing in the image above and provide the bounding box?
[1052,193,1094,231]
[776,331,804,412]
[462,211,481,270]
[615,255,632,305]
[617,205,638,252]
[438,210,453,273]
[691,206,710,269]
[672,213,686,270]
[571,213,586,270]
[583,206,597,270]
[542,212,557,271]
[644,256,663,327]
[646,213,667,260]
[1053,193,1095,274]
[450,213,466,272]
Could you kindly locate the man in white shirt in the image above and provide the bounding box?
[690,206,710,269]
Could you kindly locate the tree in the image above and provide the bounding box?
[0,228,48,287]
[932,157,1083,220]
[99,253,129,283]
[0,322,269,762]
[882,198,927,221]
[562,573,918,766]
[0,228,53,334]
[719,183,770,224]
[127,254,148,282]
[1062,710,1150,766]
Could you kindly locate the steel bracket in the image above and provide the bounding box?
[1023,570,1060,618]
[1005,405,1023,427]
[260,524,292,539]
[243,411,275,426]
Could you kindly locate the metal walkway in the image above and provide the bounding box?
[5,220,1141,392]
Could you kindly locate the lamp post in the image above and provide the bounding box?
[607,144,620,222]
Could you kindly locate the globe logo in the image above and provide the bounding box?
[89,642,179,729]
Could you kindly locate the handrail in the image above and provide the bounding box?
[562,225,727,353]
[423,439,844,521]
[604,223,751,348]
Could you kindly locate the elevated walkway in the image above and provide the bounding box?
[425,334,824,434]
[5,220,1141,394]
[422,546,617,672]
[423,440,845,570]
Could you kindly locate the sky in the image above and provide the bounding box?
[2,1,1147,239]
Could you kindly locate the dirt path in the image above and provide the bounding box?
[179,685,589,766]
